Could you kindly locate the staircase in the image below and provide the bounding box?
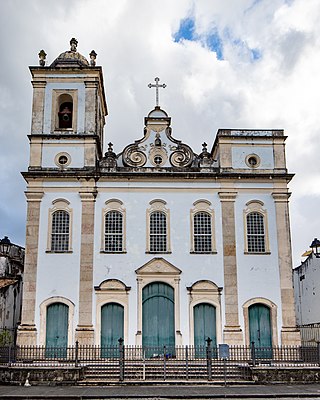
[79,360,251,384]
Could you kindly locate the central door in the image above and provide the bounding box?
[142,282,175,353]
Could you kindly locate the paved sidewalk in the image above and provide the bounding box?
[0,384,320,399]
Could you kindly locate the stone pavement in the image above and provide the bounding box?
[0,384,320,399]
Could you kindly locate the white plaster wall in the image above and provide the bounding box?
[42,144,85,168]
[294,256,320,325]
[235,192,282,342]
[232,146,274,169]
[43,82,85,134]
[93,181,225,345]
[35,191,82,343]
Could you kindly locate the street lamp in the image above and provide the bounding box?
[0,236,12,257]
[310,238,320,256]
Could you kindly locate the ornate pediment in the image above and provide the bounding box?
[95,279,131,291]
[188,280,222,293]
[135,258,181,275]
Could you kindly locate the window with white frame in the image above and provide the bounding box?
[190,200,216,254]
[51,210,70,252]
[244,200,269,254]
[194,211,212,253]
[146,200,170,253]
[47,199,72,253]
[246,212,265,253]
[102,199,126,253]
[150,211,167,252]
[105,210,123,252]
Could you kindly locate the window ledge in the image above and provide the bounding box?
[145,251,172,254]
[45,250,73,254]
[244,251,271,255]
[190,251,217,255]
[100,251,127,254]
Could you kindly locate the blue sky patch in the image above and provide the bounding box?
[173,17,196,42]
[173,17,224,60]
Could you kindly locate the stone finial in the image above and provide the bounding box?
[70,38,78,52]
[89,50,97,66]
[107,142,113,152]
[38,50,47,67]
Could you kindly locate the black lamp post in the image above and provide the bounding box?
[310,238,320,256]
[0,236,12,257]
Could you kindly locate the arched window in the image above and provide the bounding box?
[105,211,123,252]
[246,212,265,253]
[150,211,167,253]
[51,210,70,252]
[58,102,73,129]
[194,211,212,253]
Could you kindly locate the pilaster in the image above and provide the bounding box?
[218,191,243,344]
[31,81,46,134]
[272,192,301,345]
[17,190,44,345]
[75,182,97,345]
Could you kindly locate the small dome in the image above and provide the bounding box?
[147,107,168,118]
[50,38,89,68]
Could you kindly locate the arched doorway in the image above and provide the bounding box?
[194,303,216,358]
[46,302,68,357]
[142,282,175,354]
[249,303,272,358]
[101,303,124,357]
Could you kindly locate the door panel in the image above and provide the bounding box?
[249,303,272,358]
[194,303,216,357]
[46,303,68,358]
[101,303,124,357]
[142,282,175,355]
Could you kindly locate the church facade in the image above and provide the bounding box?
[17,39,300,349]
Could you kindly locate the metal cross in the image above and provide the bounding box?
[148,77,166,107]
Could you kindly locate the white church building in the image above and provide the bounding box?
[17,39,300,349]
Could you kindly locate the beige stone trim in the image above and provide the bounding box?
[242,297,278,346]
[39,296,75,346]
[272,192,301,345]
[146,200,171,253]
[17,190,44,345]
[218,191,243,344]
[188,280,223,345]
[29,136,43,168]
[76,184,97,345]
[46,198,73,252]
[101,199,126,253]
[243,200,270,254]
[51,89,78,133]
[135,258,182,345]
[31,81,46,135]
[190,200,216,253]
[84,81,97,134]
[94,279,131,345]
[54,152,71,168]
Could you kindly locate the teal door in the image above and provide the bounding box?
[142,282,175,355]
[101,303,124,357]
[194,303,216,358]
[249,303,272,358]
[46,303,68,358]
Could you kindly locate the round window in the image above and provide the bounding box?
[245,154,260,168]
[154,155,163,165]
[58,155,68,165]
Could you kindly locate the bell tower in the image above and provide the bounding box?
[28,38,107,171]
[17,39,107,345]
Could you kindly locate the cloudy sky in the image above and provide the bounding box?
[0,0,319,265]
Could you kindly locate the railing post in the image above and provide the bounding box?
[185,345,189,380]
[118,337,124,382]
[251,341,256,367]
[8,345,11,366]
[75,341,79,367]
[206,337,212,381]
[163,345,167,381]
